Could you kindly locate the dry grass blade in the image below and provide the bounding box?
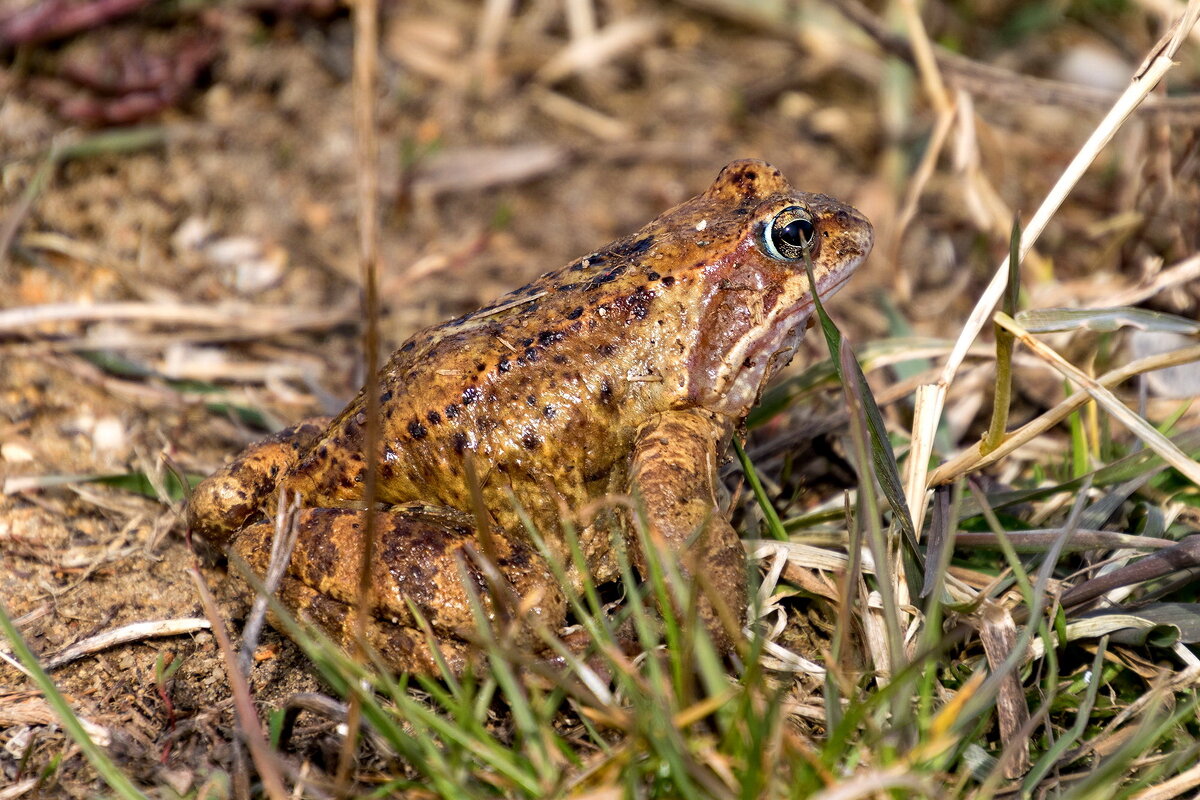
[239,491,302,672]
[931,342,1200,484]
[1108,252,1200,306]
[978,602,1030,777]
[189,567,288,800]
[339,0,383,787]
[906,2,1200,530]
[1133,762,1200,800]
[809,767,935,800]
[994,311,1200,486]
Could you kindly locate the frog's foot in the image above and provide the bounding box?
[272,572,477,675]
[232,507,569,676]
[186,417,331,546]
[630,409,749,656]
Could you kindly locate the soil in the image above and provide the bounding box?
[1,0,1197,795]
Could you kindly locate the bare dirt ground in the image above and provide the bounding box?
[1,0,1198,795]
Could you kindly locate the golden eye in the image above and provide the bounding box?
[764,206,816,261]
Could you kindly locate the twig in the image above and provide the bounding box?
[827,0,1200,120]
[239,492,302,674]
[1060,536,1200,610]
[43,618,211,670]
[0,299,356,335]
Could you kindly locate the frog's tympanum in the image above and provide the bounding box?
[187,160,873,674]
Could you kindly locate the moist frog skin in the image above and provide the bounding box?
[187,159,874,674]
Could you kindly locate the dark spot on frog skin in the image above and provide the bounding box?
[538,330,564,346]
[426,410,442,425]
[523,347,539,362]
[647,271,661,281]
[445,404,459,419]
[526,395,537,406]
[407,420,428,440]
[662,276,676,287]
[599,379,614,405]
[586,265,626,290]
[597,343,617,358]
[451,432,470,454]
[521,432,541,450]
[380,390,393,404]
[558,282,581,292]
[552,354,568,364]
[462,387,481,405]
[477,417,499,433]
[476,362,486,372]
[611,236,654,258]
[400,341,415,352]
[498,357,511,373]
[566,307,584,320]
[519,337,534,347]
[543,405,556,419]
[624,289,653,320]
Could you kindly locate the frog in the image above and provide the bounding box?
[186,159,873,675]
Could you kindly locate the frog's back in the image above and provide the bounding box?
[286,221,693,514]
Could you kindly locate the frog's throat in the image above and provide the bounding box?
[686,256,863,419]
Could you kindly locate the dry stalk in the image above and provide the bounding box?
[905,3,1200,534]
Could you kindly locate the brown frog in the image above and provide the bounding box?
[187,159,873,674]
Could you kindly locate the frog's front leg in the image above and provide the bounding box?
[628,410,748,656]
[232,507,568,675]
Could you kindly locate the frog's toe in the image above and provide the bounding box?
[186,417,331,545]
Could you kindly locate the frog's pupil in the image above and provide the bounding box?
[779,217,813,248]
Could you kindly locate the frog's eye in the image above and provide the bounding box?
[764,206,816,261]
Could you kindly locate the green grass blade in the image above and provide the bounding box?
[0,603,150,800]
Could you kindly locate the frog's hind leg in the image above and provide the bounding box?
[232,508,568,676]
[274,574,477,675]
[186,417,331,546]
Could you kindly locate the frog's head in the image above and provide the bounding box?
[669,160,874,418]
